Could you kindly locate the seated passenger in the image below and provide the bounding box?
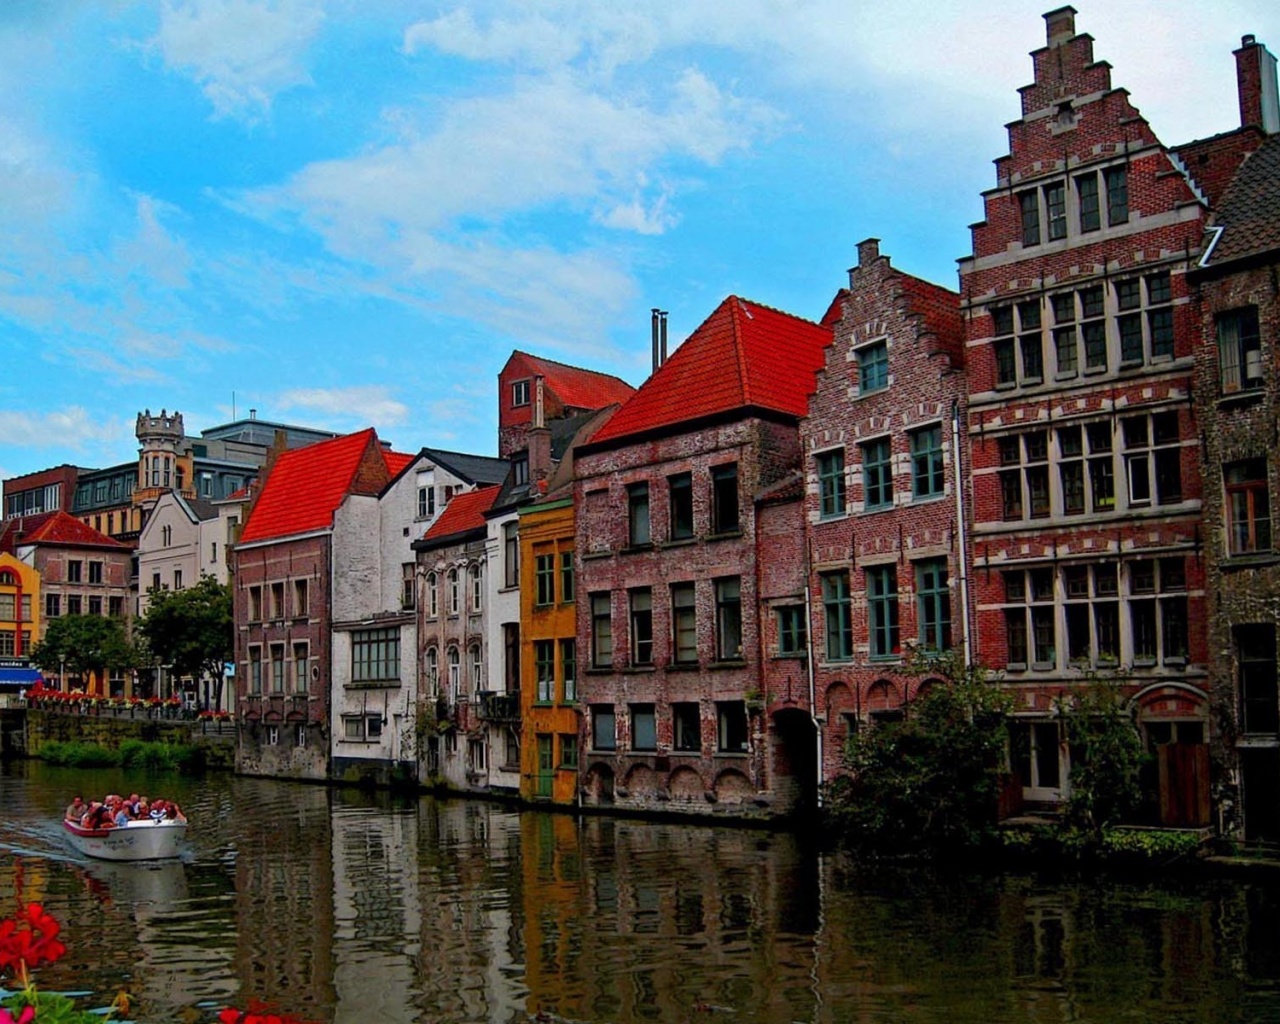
[65,796,85,822]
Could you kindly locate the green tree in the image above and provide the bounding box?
[825,651,1012,853]
[1058,681,1147,836]
[136,574,233,708]
[30,614,137,688]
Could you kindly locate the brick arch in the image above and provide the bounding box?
[825,680,855,716]
[866,678,901,713]
[583,762,615,804]
[669,766,704,801]
[1130,682,1208,720]
[623,763,660,795]
[914,677,945,701]
[713,769,754,805]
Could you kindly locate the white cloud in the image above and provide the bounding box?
[276,386,409,429]
[149,0,325,120]
[0,407,130,453]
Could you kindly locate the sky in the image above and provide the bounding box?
[2,0,1277,481]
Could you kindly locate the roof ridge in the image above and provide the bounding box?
[514,350,633,387]
[730,297,753,407]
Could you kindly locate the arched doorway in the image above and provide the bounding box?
[771,707,818,817]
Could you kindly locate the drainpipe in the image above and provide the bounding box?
[951,400,973,667]
[805,534,824,807]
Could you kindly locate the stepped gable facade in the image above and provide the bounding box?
[801,238,966,786]
[572,295,831,817]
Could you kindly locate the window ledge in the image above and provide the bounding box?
[621,543,654,555]
[1218,387,1265,409]
[868,655,903,665]
[708,659,747,670]
[584,667,615,675]
[910,493,946,505]
[994,381,1017,392]
[661,537,697,549]
[666,662,700,672]
[625,664,657,673]
[1006,662,1028,672]
[344,681,402,690]
[861,504,895,516]
[714,751,749,758]
[1224,553,1280,569]
[772,652,808,661]
[706,530,744,542]
[581,550,613,562]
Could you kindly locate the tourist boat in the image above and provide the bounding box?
[63,817,187,861]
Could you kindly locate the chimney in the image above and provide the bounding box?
[1236,34,1280,134]
[1044,6,1076,47]
[249,408,257,420]
[651,309,660,373]
[857,238,881,268]
[659,310,668,366]
[528,375,552,483]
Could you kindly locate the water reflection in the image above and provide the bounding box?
[1,761,1279,1023]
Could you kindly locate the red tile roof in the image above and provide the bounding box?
[589,296,832,446]
[239,429,385,544]
[382,450,415,477]
[509,352,636,411]
[420,485,502,543]
[0,511,128,552]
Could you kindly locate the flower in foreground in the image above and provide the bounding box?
[0,903,67,980]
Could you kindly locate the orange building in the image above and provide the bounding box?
[519,495,581,804]
[0,553,41,694]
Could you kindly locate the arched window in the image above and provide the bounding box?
[426,572,438,618]
[448,568,460,615]
[447,647,460,700]
[425,648,439,694]
[469,644,482,691]
[469,564,483,612]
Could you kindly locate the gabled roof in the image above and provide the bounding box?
[507,351,636,410]
[1202,132,1280,267]
[896,272,965,366]
[589,296,832,447]
[382,450,415,478]
[0,511,128,553]
[238,429,387,544]
[422,449,509,487]
[416,485,502,548]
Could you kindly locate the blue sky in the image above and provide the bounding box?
[2,1,1277,480]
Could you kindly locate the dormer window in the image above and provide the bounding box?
[512,380,531,407]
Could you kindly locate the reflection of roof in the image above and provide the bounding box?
[1202,133,1280,267]
[417,486,502,547]
[239,429,384,544]
[508,352,636,410]
[0,511,128,553]
[589,296,832,447]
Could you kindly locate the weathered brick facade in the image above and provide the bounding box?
[959,9,1213,823]
[801,238,966,785]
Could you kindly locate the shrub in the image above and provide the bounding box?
[37,742,118,768]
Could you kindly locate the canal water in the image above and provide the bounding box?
[1,761,1279,1024]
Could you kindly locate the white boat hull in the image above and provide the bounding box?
[63,818,186,861]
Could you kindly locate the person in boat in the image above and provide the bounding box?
[82,802,110,829]
[112,801,132,828]
[65,796,85,821]
[162,800,186,823]
[149,800,166,821]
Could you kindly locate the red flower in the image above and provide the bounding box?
[0,902,67,978]
[0,1006,36,1024]
[218,1008,320,1024]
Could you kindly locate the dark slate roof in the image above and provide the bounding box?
[1203,132,1280,267]
[182,496,220,522]
[421,448,509,487]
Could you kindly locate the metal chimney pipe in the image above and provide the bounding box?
[660,311,668,366]
[651,308,660,373]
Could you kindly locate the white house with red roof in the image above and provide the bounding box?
[571,295,832,819]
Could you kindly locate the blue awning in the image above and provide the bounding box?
[0,668,43,687]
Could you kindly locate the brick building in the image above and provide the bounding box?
[960,8,1226,823]
[1192,125,1280,838]
[802,238,966,784]
[572,295,831,817]
[233,429,395,780]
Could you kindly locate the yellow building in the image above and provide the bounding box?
[0,552,42,691]
[519,496,580,804]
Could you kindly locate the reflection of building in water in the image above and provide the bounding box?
[330,798,422,1023]
[229,784,335,1020]
[520,814,819,1023]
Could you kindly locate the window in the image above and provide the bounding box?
[822,572,852,662]
[673,702,701,752]
[998,432,1049,521]
[1003,569,1056,669]
[671,583,697,664]
[425,648,439,695]
[1077,171,1100,232]
[668,473,694,540]
[535,553,555,606]
[627,482,651,546]
[559,734,579,769]
[1237,625,1278,734]
[992,306,1016,386]
[293,643,309,692]
[857,341,889,393]
[503,523,519,588]
[1218,307,1263,393]
[45,594,60,618]
[1114,270,1174,367]
[1018,301,1043,382]
[629,588,653,665]
[1104,166,1129,225]
[532,640,552,706]
[560,639,576,702]
[88,561,103,584]
[418,485,434,519]
[66,595,81,615]
[1080,286,1106,371]
[267,725,279,747]
[1226,458,1271,555]
[1146,272,1173,360]
[512,455,529,487]
[867,566,900,659]
[1064,563,1120,667]
[426,572,438,618]
[249,646,262,694]
[296,725,307,748]
[591,704,616,750]
[816,449,846,518]
[714,577,742,661]
[270,643,285,693]
[1053,293,1078,376]
[777,605,807,656]
[1010,720,1062,793]
[1019,189,1041,246]
[1044,182,1066,240]
[470,564,482,611]
[862,437,894,510]
[211,541,217,564]
[402,564,415,610]
[560,551,574,602]
[504,624,520,691]
[1122,411,1181,506]
[915,559,951,651]
[447,568,460,615]
[591,592,613,667]
[911,426,944,499]
[631,704,657,751]
[711,464,739,534]
[716,701,748,753]
[512,379,531,407]
[469,645,482,690]
[108,596,123,617]
[352,627,400,682]
[447,647,461,699]
[1128,558,1187,665]
[67,560,82,583]
[88,596,102,616]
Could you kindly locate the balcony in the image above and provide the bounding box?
[474,690,521,723]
